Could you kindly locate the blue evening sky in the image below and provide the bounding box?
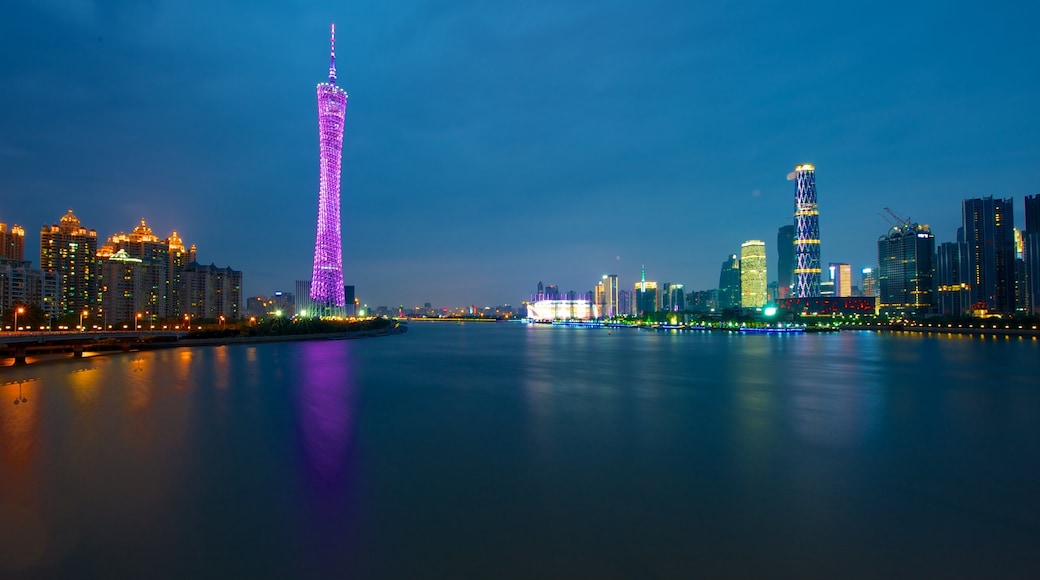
[1,0,1038,308]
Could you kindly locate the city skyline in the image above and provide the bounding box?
[2,1,1038,307]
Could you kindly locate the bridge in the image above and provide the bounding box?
[0,330,187,366]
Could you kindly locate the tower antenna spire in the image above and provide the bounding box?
[329,23,337,84]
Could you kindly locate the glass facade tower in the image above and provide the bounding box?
[793,164,821,297]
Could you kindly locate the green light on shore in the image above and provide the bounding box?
[764,306,778,317]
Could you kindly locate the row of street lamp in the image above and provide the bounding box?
[5,310,225,332]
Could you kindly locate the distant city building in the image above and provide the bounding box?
[617,289,633,316]
[778,297,876,316]
[829,263,852,297]
[1024,194,1040,315]
[777,225,795,299]
[877,222,936,316]
[717,254,741,310]
[0,221,25,261]
[940,243,969,320]
[526,299,597,321]
[596,274,619,317]
[962,196,1015,314]
[860,267,878,297]
[0,259,60,319]
[663,283,685,312]
[40,209,98,317]
[634,280,658,315]
[819,280,835,297]
[686,289,717,312]
[793,164,822,297]
[180,262,242,320]
[740,240,767,308]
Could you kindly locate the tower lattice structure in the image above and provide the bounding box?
[793,164,821,297]
[310,23,348,316]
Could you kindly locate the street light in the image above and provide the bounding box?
[14,306,24,331]
[136,313,142,331]
[79,310,88,332]
[219,315,225,330]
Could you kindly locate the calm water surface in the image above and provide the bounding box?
[1,324,1039,578]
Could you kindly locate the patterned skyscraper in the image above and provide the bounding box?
[793,164,821,297]
[310,23,348,315]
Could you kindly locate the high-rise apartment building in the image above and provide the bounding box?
[99,249,150,326]
[718,254,741,310]
[740,240,767,308]
[180,262,242,320]
[310,24,349,317]
[828,263,852,297]
[0,260,60,319]
[1,221,25,261]
[962,197,1015,314]
[40,209,98,317]
[878,222,935,316]
[793,164,821,297]
[777,225,794,299]
[96,219,194,320]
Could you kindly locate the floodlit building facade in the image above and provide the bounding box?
[740,240,767,309]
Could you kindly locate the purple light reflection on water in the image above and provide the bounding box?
[296,341,357,495]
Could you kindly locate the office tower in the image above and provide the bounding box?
[793,164,821,297]
[877,222,935,316]
[670,283,685,311]
[718,254,741,310]
[828,263,852,297]
[740,240,767,308]
[1,221,25,261]
[1025,194,1040,314]
[310,24,349,316]
[40,209,99,316]
[661,283,673,312]
[777,225,794,298]
[962,197,1015,314]
[634,280,658,315]
[860,267,878,297]
[936,242,970,317]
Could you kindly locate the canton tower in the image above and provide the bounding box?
[310,23,348,315]
[793,163,821,297]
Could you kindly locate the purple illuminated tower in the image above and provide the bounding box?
[310,23,348,315]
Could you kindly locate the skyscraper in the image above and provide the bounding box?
[740,240,767,308]
[1024,194,1040,314]
[40,209,98,317]
[597,274,619,317]
[828,262,852,297]
[717,254,741,310]
[877,222,935,316]
[962,197,1015,314]
[777,225,794,299]
[310,24,348,317]
[936,241,970,317]
[860,267,878,297]
[793,164,821,297]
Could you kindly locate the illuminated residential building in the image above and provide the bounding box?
[40,209,98,316]
[793,164,821,297]
[0,222,25,261]
[828,263,852,297]
[180,262,242,320]
[718,254,741,310]
[0,260,60,319]
[310,23,349,317]
[777,225,794,298]
[99,249,148,326]
[740,240,767,309]
[962,197,1015,314]
[96,219,192,320]
[877,222,935,316]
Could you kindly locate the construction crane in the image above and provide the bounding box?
[883,207,909,226]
